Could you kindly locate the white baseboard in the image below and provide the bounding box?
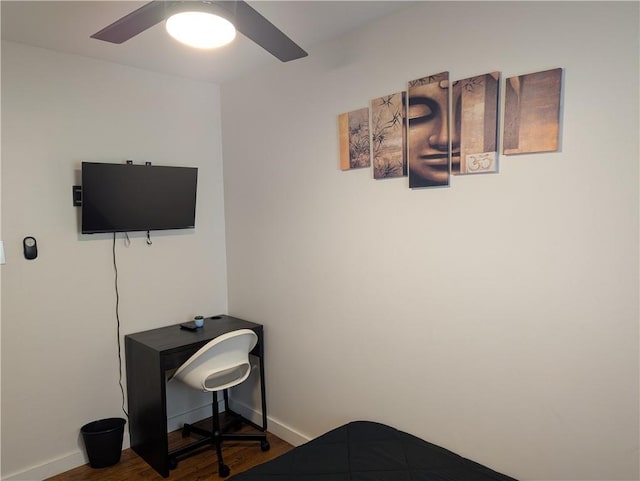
[2,433,131,481]
[3,401,216,481]
[4,401,309,481]
[228,399,311,447]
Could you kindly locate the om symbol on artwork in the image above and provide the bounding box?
[466,152,495,172]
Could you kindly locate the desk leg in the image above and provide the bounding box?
[126,338,170,477]
[258,341,268,431]
[228,335,267,432]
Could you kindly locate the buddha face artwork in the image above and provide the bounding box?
[407,72,452,188]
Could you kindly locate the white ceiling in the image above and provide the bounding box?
[1,1,415,84]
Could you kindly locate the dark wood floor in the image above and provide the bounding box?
[45,417,294,481]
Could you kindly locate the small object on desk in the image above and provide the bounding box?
[180,322,198,331]
[194,315,204,328]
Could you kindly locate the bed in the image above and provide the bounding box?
[231,421,518,481]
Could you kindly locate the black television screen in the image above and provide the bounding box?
[81,162,198,234]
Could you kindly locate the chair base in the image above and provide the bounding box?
[168,410,269,478]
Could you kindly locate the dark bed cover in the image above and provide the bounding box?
[231,421,518,481]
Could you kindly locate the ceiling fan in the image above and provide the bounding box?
[91,0,308,62]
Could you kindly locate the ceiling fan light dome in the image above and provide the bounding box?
[166,11,236,49]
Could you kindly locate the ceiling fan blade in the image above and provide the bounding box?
[91,1,167,44]
[220,1,307,62]
[91,0,307,62]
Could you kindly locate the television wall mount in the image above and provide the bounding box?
[72,186,82,207]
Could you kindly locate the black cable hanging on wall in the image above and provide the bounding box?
[113,232,129,419]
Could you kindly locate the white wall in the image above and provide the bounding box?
[221,2,639,481]
[1,42,228,479]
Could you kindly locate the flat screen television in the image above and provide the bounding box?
[81,162,198,234]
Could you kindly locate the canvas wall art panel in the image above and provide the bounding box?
[452,72,500,175]
[371,92,406,179]
[407,72,451,188]
[503,68,563,155]
[338,107,371,170]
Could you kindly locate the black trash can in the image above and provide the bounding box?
[80,417,126,468]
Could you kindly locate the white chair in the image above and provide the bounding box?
[168,329,269,477]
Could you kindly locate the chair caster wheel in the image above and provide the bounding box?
[261,439,270,451]
[169,457,178,470]
[218,464,230,477]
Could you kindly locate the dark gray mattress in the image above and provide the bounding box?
[232,421,517,481]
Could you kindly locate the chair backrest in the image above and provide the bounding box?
[172,329,258,392]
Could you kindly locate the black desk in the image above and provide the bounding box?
[125,315,267,478]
